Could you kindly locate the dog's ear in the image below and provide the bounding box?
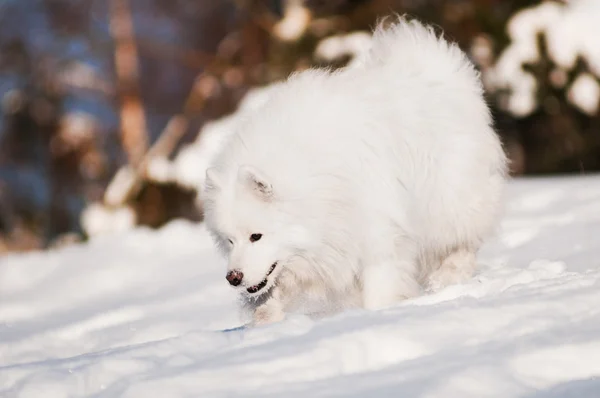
[238,165,273,199]
[204,167,220,192]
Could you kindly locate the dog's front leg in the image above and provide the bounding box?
[251,286,286,326]
[249,270,300,326]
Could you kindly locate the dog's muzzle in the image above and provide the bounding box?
[246,262,277,294]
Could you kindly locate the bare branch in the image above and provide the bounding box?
[109,0,148,167]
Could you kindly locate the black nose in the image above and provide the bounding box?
[226,270,244,286]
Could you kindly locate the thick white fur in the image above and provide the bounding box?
[202,16,508,326]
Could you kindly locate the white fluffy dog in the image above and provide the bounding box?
[202,16,508,326]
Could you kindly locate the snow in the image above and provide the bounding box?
[80,202,137,238]
[313,31,373,67]
[2,174,600,397]
[567,73,600,116]
[272,0,311,42]
[486,0,600,116]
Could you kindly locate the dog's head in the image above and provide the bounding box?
[202,164,312,296]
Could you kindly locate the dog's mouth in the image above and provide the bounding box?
[246,262,277,294]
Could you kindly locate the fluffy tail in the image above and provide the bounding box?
[355,15,482,88]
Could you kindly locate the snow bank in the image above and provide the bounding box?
[2,175,600,397]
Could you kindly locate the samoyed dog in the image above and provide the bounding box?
[202,16,508,326]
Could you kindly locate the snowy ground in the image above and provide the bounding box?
[1,174,600,398]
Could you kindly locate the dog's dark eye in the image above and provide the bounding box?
[249,233,262,242]
[228,239,233,245]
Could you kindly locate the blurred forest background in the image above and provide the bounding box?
[1,0,599,253]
